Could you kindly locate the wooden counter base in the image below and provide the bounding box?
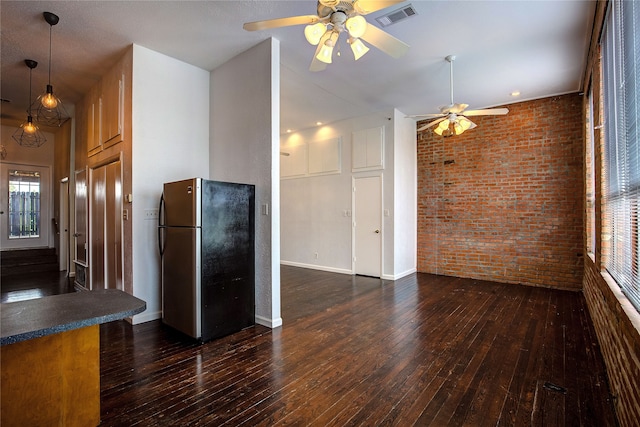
[1,325,100,427]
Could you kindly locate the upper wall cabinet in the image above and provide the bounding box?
[352,126,384,172]
[101,68,124,148]
[86,83,102,157]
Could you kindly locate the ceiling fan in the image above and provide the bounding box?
[409,55,509,136]
[243,0,410,72]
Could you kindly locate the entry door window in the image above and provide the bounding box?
[8,170,41,239]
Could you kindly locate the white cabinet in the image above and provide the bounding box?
[352,126,384,171]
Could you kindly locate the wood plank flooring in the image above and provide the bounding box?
[98,267,617,426]
[0,270,74,303]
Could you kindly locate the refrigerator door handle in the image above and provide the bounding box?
[158,193,165,256]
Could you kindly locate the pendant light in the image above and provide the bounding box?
[33,11,68,127]
[13,60,47,148]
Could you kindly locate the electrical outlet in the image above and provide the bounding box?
[144,209,159,220]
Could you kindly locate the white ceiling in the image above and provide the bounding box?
[1,1,595,134]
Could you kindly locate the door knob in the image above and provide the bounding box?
[374,229,380,234]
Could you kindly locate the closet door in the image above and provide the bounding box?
[105,161,122,290]
[90,160,123,290]
[90,167,106,289]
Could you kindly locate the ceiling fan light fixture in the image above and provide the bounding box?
[305,22,327,45]
[317,31,338,64]
[317,43,334,63]
[349,38,369,60]
[458,117,472,131]
[345,15,367,38]
[437,119,450,132]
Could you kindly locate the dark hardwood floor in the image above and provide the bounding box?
[0,270,75,303]
[1,266,617,425]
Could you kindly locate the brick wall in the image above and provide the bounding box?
[583,258,640,426]
[417,94,584,289]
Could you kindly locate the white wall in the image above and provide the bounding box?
[392,108,417,278]
[210,38,282,328]
[131,44,210,323]
[280,110,416,279]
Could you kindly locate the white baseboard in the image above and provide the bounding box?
[382,268,417,281]
[255,314,283,328]
[131,310,161,325]
[280,260,353,275]
[282,261,416,281]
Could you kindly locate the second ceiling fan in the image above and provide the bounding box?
[410,55,509,136]
[243,0,410,71]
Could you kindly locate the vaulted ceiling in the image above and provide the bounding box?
[1,1,595,134]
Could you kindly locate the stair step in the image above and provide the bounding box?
[1,248,59,277]
[1,248,56,260]
[2,263,60,277]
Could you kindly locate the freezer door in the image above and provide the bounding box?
[163,178,201,227]
[162,226,201,339]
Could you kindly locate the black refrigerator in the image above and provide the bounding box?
[159,178,255,342]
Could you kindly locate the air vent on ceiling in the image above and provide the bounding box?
[375,4,417,27]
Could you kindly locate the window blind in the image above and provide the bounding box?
[601,0,640,311]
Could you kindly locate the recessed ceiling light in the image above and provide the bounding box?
[286,129,292,133]
[511,91,521,97]
[316,121,323,126]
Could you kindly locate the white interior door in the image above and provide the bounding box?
[353,175,382,277]
[0,163,51,250]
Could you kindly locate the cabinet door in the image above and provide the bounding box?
[101,70,124,147]
[86,98,102,156]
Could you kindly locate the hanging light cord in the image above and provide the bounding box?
[47,24,52,85]
[28,66,33,115]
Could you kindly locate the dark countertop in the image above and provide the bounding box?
[1,289,146,346]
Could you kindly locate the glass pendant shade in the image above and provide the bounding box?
[458,116,472,131]
[437,119,450,132]
[316,31,338,64]
[350,38,369,60]
[13,59,47,148]
[305,23,326,45]
[35,11,68,127]
[317,43,334,63]
[345,15,367,38]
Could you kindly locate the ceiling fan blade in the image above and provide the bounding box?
[463,108,510,116]
[354,0,405,15]
[406,113,445,119]
[360,23,409,58]
[309,31,331,72]
[417,117,446,132]
[243,15,320,31]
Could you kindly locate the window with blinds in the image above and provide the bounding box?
[585,85,596,256]
[601,0,639,311]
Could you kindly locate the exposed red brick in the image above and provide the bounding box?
[417,94,584,290]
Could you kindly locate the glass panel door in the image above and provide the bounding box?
[0,163,50,249]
